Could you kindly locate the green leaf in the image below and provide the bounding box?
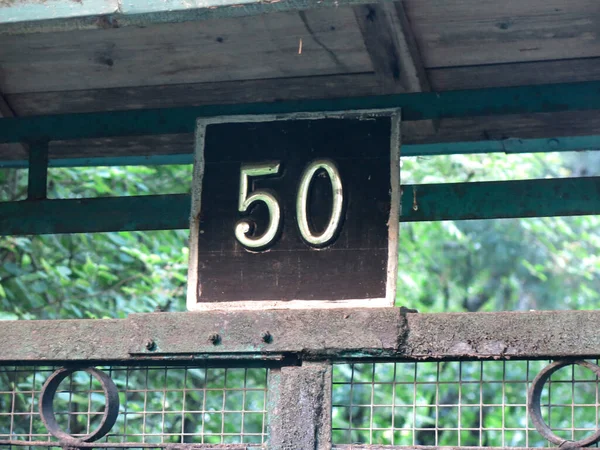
[56,265,72,278]
[0,311,18,320]
[3,262,22,276]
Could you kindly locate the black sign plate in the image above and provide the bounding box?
[187,111,400,310]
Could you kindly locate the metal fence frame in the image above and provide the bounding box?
[1,309,600,449]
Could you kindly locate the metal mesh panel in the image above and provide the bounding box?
[332,360,600,447]
[0,365,268,446]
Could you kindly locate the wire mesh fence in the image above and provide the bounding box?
[0,365,268,447]
[2,360,600,449]
[331,360,600,447]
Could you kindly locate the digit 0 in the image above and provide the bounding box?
[296,159,344,247]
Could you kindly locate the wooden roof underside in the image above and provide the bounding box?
[1,0,600,164]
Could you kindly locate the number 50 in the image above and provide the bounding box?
[235,159,344,250]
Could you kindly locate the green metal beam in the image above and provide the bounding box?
[0,195,189,235]
[0,154,195,169]
[0,177,597,235]
[26,142,49,199]
[403,177,600,222]
[1,81,600,144]
[1,135,599,168]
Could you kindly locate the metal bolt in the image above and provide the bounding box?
[208,333,221,345]
[145,339,156,351]
[261,331,273,344]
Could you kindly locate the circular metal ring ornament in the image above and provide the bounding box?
[528,360,600,448]
[39,367,119,443]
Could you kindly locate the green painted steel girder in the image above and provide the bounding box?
[26,142,49,199]
[0,177,597,235]
[1,81,600,144]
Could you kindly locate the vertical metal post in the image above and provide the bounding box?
[267,362,332,450]
[27,141,49,200]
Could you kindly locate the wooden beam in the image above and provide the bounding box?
[7,74,382,116]
[2,108,600,165]
[0,93,15,119]
[404,109,600,145]
[7,57,600,118]
[0,9,370,95]
[405,0,600,69]
[0,0,396,35]
[0,91,28,160]
[3,80,600,144]
[353,1,430,94]
[429,57,600,91]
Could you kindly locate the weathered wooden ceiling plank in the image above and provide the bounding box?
[0,90,27,160]
[405,110,600,145]
[404,0,600,68]
[0,8,370,94]
[354,2,429,94]
[6,74,380,116]
[0,0,390,34]
[0,92,15,119]
[7,55,600,119]
[353,1,438,142]
[429,57,600,91]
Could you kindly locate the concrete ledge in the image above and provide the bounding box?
[0,309,598,363]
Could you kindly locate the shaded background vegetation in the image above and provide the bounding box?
[1,151,599,319]
[1,150,599,446]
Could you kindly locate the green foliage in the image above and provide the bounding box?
[1,150,600,445]
[398,152,600,312]
[0,366,267,444]
[0,165,192,319]
[2,151,599,318]
[332,361,600,446]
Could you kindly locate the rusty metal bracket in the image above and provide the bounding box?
[0,365,262,449]
[528,360,600,448]
[39,367,120,443]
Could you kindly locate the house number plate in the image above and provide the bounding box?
[187,110,400,310]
